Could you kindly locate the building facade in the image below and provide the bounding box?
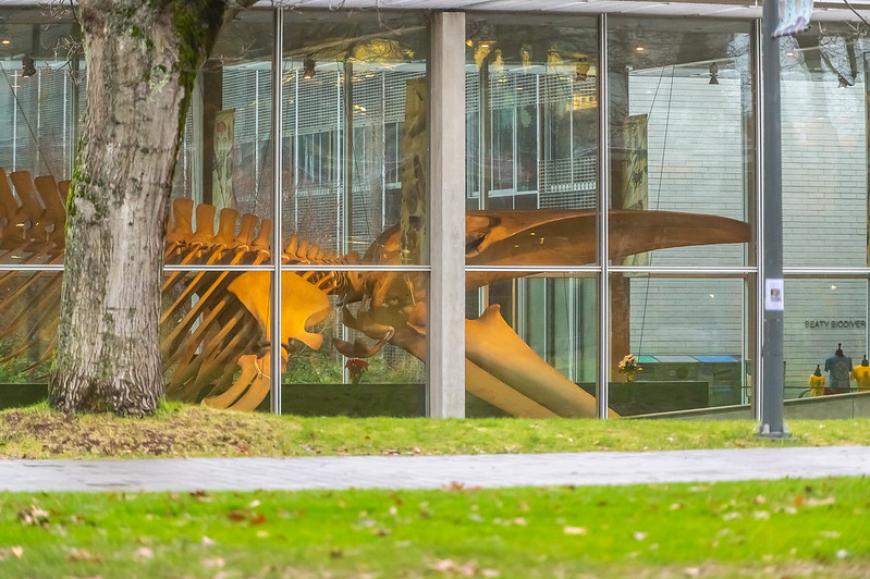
[1,0,869,419]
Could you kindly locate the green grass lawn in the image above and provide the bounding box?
[0,477,866,578]
[0,403,867,459]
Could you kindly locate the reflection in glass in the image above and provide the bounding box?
[608,18,754,266]
[170,11,274,265]
[465,14,600,266]
[0,272,59,408]
[280,270,427,417]
[781,27,868,267]
[465,273,598,417]
[784,279,868,399]
[0,9,80,265]
[609,274,751,416]
[282,13,429,264]
[160,270,272,412]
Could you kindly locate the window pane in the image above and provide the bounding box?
[466,14,599,266]
[0,271,60,408]
[282,13,429,265]
[609,274,752,416]
[465,273,599,417]
[0,8,80,265]
[782,27,868,267]
[784,279,868,402]
[161,270,272,412]
[608,18,754,267]
[169,10,274,266]
[280,270,427,417]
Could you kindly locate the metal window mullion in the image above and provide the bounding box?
[609,266,757,275]
[270,7,284,415]
[597,13,610,420]
[753,17,764,421]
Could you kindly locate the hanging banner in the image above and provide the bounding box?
[773,0,813,38]
[212,109,235,210]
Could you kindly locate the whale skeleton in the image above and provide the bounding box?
[0,167,751,416]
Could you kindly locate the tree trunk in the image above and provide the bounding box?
[50,0,249,415]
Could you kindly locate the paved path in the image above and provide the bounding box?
[0,446,867,492]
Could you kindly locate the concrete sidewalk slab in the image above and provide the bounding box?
[0,446,867,493]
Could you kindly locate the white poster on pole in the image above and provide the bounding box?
[765,279,785,311]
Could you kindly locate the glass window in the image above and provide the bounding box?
[608,18,755,267]
[0,271,60,409]
[784,279,868,400]
[0,8,80,265]
[466,14,599,266]
[782,26,868,268]
[160,270,272,412]
[282,12,429,264]
[280,270,427,417]
[609,274,752,416]
[465,273,598,417]
[169,10,274,266]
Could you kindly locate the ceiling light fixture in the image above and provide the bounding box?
[635,46,645,53]
[0,39,10,47]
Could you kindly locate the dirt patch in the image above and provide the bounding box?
[0,405,280,458]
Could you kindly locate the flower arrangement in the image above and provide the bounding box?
[617,354,643,383]
[345,358,369,384]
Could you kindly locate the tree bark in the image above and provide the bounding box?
[50,0,253,415]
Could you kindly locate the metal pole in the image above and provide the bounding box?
[270,7,284,415]
[759,0,787,436]
[752,18,764,419]
[597,13,610,420]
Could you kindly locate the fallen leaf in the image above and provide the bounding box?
[227,510,246,522]
[248,499,261,509]
[67,548,101,563]
[518,501,530,513]
[633,531,647,542]
[18,505,49,527]
[134,547,154,560]
[201,536,216,547]
[805,497,836,508]
[512,517,527,526]
[0,546,24,561]
[563,526,587,536]
[754,495,766,505]
[202,557,225,568]
[250,514,267,526]
[683,567,701,577]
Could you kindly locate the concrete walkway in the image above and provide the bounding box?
[1,446,867,492]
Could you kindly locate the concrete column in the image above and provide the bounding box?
[428,11,466,418]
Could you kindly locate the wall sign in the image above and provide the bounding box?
[804,320,867,330]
